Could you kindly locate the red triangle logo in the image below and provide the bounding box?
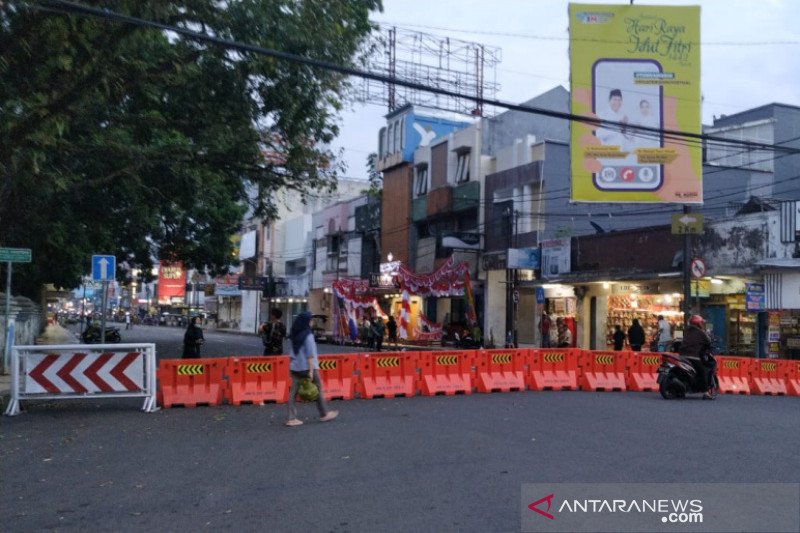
[528,493,555,520]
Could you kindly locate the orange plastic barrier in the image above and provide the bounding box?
[357,352,418,399]
[787,361,800,397]
[750,359,789,396]
[226,356,290,405]
[626,353,662,392]
[158,357,228,408]
[474,349,526,393]
[578,351,627,391]
[527,349,579,391]
[419,350,475,396]
[318,354,358,400]
[715,356,752,395]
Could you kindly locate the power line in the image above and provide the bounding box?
[28,0,800,157]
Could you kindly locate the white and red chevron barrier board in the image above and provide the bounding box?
[23,351,145,394]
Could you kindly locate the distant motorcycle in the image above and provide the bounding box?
[657,351,718,400]
[81,326,122,344]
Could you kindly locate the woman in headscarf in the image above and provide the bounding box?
[181,316,204,359]
[286,311,338,427]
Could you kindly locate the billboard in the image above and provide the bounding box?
[157,261,186,303]
[569,4,701,203]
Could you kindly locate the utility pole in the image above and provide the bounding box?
[682,205,692,326]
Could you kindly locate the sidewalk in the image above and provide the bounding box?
[1,323,78,409]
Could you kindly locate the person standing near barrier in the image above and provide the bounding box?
[612,325,626,351]
[386,315,398,346]
[182,316,205,358]
[657,315,672,352]
[372,316,386,352]
[539,312,552,348]
[627,318,645,351]
[260,308,286,356]
[286,311,338,427]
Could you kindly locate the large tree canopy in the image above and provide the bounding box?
[0,0,381,298]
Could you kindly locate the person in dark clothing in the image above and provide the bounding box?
[260,308,287,356]
[386,315,398,346]
[679,315,715,399]
[182,316,204,358]
[372,317,386,352]
[612,325,626,351]
[627,318,645,351]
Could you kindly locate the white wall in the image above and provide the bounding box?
[485,269,507,346]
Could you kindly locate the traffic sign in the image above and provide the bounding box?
[671,213,704,234]
[690,257,706,279]
[512,290,520,304]
[92,255,116,281]
[0,247,32,263]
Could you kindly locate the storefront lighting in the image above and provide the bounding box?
[710,278,724,285]
[323,287,331,293]
[602,282,610,289]
[387,252,394,262]
[664,295,673,303]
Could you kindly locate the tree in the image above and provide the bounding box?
[0,0,382,298]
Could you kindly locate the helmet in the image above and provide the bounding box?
[689,315,705,327]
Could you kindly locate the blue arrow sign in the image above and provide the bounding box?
[91,255,116,281]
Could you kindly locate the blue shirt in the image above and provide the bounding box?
[289,334,319,373]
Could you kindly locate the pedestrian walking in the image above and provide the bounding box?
[181,316,205,358]
[627,318,645,351]
[125,312,132,330]
[286,311,338,427]
[259,308,287,356]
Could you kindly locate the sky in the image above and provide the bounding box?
[331,0,800,181]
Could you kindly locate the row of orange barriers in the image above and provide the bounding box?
[156,350,800,407]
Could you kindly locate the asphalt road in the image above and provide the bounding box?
[2,326,799,532]
[65,323,370,359]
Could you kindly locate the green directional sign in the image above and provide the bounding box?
[0,247,32,263]
[671,213,704,235]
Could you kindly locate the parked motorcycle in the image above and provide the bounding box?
[657,351,718,400]
[81,326,122,344]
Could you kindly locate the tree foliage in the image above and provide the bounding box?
[0,0,381,297]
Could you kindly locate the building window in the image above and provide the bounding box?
[705,121,774,172]
[415,164,429,196]
[393,119,402,155]
[455,151,470,183]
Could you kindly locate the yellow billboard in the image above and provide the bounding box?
[569,4,701,203]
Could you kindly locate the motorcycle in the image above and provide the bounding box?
[657,350,718,400]
[81,326,122,344]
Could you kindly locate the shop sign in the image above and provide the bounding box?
[611,283,659,295]
[786,336,800,349]
[691,279,710,298]
[482,252,506,271]
[540,238,570,279]
[508,248,540,270]
[745,283,765,312]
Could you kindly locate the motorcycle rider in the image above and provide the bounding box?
[679,315,715,399]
